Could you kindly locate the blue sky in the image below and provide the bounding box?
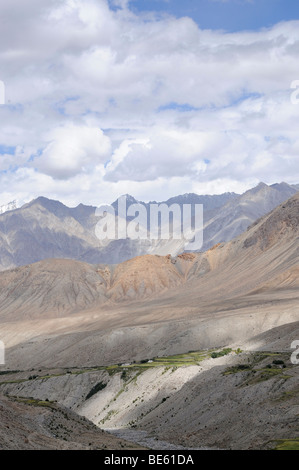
[130,0,299,32]
[0,0,298,206]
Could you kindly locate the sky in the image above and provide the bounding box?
[0,0,299,207]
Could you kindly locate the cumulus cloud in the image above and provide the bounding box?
[35,124,111,179]
[0,0,298,206]
[105,128,214,181]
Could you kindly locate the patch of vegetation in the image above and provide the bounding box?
[210,348,232,359]
[85,381,107,400]
[273,439,299,450]
[150,350,209,367]
[99,409,117,425]
[251,352,284,364]
[12,397,56,410]
[274,388,299,403]
[106,365,122,376]
[0,370,21,375]
[223,364,251,375]
[0,378,28,385]
[121,369,132,381]
[242,367,292,386]
[272,359,285,366]
[221,351,295,386]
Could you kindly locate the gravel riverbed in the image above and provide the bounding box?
[104,428,217,450]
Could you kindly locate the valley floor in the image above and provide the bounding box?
[0,339,298,450]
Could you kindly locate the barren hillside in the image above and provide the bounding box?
[0,394,143,450]
[0,192,297,318]
[0,193,297,369]
[0,194,298,451]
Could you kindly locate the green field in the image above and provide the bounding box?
[274,439,299,450]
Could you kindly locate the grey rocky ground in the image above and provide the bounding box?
[1,344,298,450]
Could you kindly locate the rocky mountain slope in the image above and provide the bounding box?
[0,192,298,450]
[0,191,297,370]
[201,181,297,250]
[1,323,298,450]
[0,182,296,270]
[0,394,143,450]
[0,191,297,318]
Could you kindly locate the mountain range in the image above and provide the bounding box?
[0,190,298,362]
[0,182,297,271]
[0,189,298,451]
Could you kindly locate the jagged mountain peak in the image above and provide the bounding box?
[242,191,299,250]
[0,192,297,318]
[24,196,70,214]
[0,183,297,271]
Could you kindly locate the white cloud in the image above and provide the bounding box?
[105,128,216,181]
[35,124,111,179]
[0,0,298,206]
